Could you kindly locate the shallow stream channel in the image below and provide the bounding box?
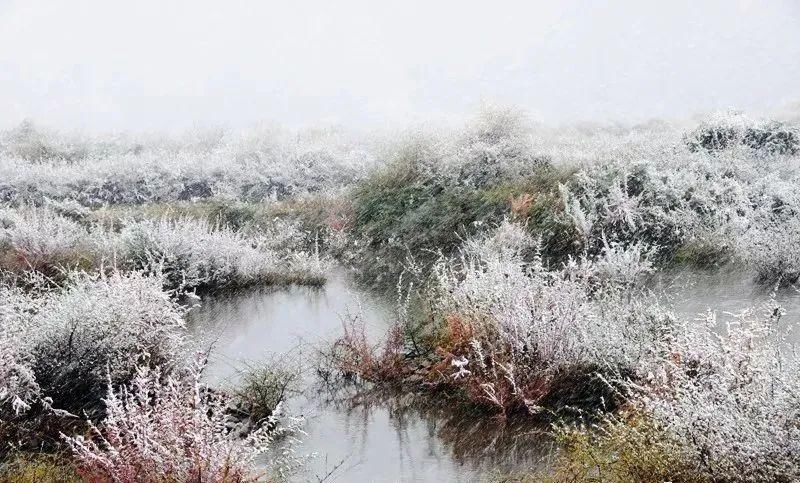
[187,267,800,482]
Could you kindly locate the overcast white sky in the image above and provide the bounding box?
[1,0,799,132]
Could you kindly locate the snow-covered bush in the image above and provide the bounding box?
[546,299,800,482]
[742,120,800,155]
[120,217,275,291]
[558,161,709,257]
[0,120,92,163]
[0,206,99,274]
[0,122,374,206]
[737,218,800,285]
[0,319,39,417]
[433,222,667,377]
[557,114,800,280]
[634,302,800,481]
[585,238,655,287]
[0,343,38,417]
[334,221,671,415]
[64,362,303,482]
[0,205,329,291]
[120,217,327,291]
[22,271,186,413]
[460,217,538,259]
[685,111,799,155]
[443,105,548,188]
[684,111,753,153]
[0,284,43,417]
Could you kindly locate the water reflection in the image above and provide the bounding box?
[292,390,551,482]
[187,266,800,482]
[187,269,393,384]
[187,270,549,482]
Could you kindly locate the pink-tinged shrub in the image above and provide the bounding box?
[64,361,304,483]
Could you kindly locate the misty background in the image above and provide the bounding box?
[1,0,798,132]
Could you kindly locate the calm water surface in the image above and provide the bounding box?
[188,267,800,482]
[188,270,551,482]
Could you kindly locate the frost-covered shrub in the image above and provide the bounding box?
[0,121,91,163]
[347,158,505,288]
[120,218,275,291]
[0,122,374,206]
[346,110,569,288]
[684,112,748,153]
[120,217,326,291]
[742,121,800,155]
[433,222,666,374]
[636,303,800,482]
[339,221,671,415]
[22,272,186,413]
[461,217,538,259]
[0,206,98,274]
[444,105,549,188]
[0,284,42,417]
[585,239,655,287]
[685,111,799,155]
[558,119,800,275]
[64,362,304,482]
[0,205,328,291]
[737,218,800,285]
[0,334,39,417]
[559,162,701,256]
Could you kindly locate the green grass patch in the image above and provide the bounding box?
[347,159,578,288]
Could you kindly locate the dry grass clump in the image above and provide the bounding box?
[326,315,407,384]
[234,363,301,428]
[499,415,705,483]
[0,453,81,483]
